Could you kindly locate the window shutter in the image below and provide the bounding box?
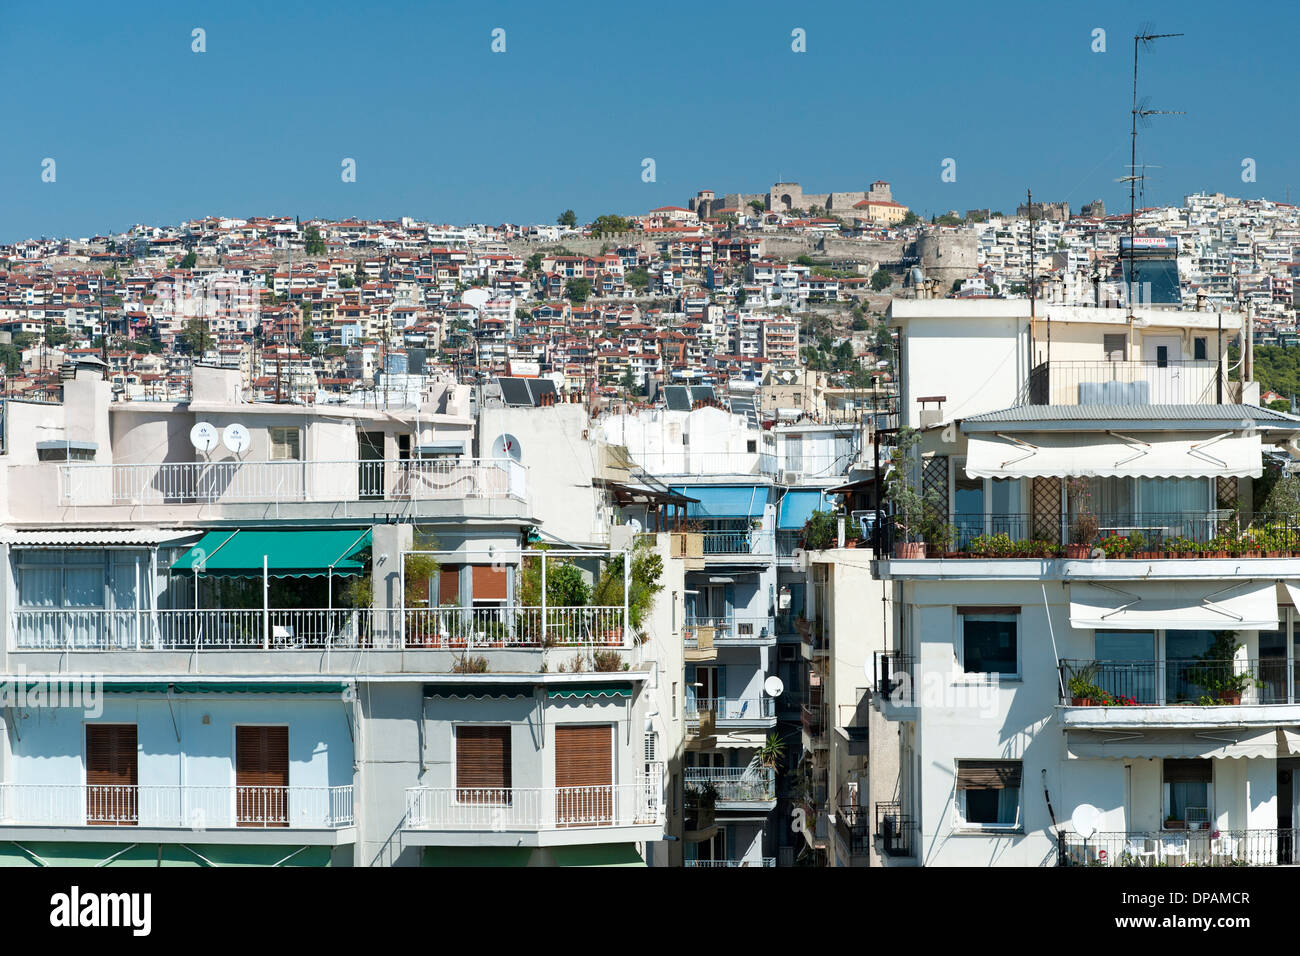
[236,726,289,827]
[438,565,461,605]
[555,724,613,826]
[86,725,137,825]
[456,726,511,794]
[472,565,508,601]
[1163,759,1212,784]
[955,760,1022,790]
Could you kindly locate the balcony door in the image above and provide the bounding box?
[86,724,137,825]
[236,726,289,827]
[358,430,385,499]
[555,724,613,827]
[1142,335,1183,402]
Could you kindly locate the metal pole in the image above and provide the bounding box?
[622,548,631,646]
[263,554,270,649]
[541,551,548,645]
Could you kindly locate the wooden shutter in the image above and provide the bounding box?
[86,724,137,825]
[236,726,289,827]
[438,565,461,605]
[955,760,1022,790]
[1164,759,1212,784]
[456,726,511,804]
[472,565,508,602]
[555,724,613,826]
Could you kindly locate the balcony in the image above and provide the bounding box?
[683,615,775,646]
[685,697,777,731]
[56,457,526,507]
[630,451,777,477]
[700,530,772,557]
[404,605,629,648]
[835,805,871,857]
[1058,829,1297,866]
[872,651,917,721]
[1060,658,1299,707]
[404,772,663,844]
[875,801,917,859]
[0,784,354,837]
[683,767,776,807]
[684,857,775,867]
[801,702,825,739]
[1027,359,1230,407]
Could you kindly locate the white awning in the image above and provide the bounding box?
[1066,728,1279,760]
[1068,580,1278,631]
[964,430,1262,479]
[1279,729,1300,756]
[0,530,198,546]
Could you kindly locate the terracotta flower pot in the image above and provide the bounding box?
[1218,691,1242,705]
[1071,697,1095,707]
[1065,543,1091,559]
[894,541,927,559]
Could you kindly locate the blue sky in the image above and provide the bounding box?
[2,0,1297,242]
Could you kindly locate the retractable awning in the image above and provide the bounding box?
[171,529,372,577]
[669,485,764,518]
[964,431,1262,479]
[777,489,834,530]
[1068,580,1278,631]
[1066,728,1280,760]
[546,684,633,700]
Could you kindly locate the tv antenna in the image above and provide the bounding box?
[1127,24,1183,310]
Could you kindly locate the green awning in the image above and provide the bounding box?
[547,684,634,700]
[171,529,372,578]
[424,683,533,700]
[546,843,646,867]
[422,846,536,867]
[100,681,349,695]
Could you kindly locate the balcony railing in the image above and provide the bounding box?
[10,606,631,651]
[1057,828,1297,866]
[684,697,776,727]
[801,702,825,737]
[1027,359,1227,407]
[58,457,526,506]
[684,858,776,867]
[836,805,871,856]
[0,784,354,829]
[873,651,915,703]
[629,451,777,477]
[880,512,1300,558]
[684,767,776,803]
[875,801,917,858]
[405,772,663,831]
[1060,658,1296,706]
[700,531,772,556]
[683,615,774,644]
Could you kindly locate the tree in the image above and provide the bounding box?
[180,318,213,355]
[179,251,198,269]
[354,264,366,287]
[735,287,748,308]
[591,214,631,237]
[303,226,326,256]
[625,267,649,291]
[620,367,637,395]
[300,302,316,355]
[748,199,766,216]
[851,316,869,331]
[338,272,355,289]
[870,269,893,292]
[46,324,70,347]
[901,211,921,227]
[526,252,543,273]
[557,209,578,228]
[565,278,592,303]
[796,255,816,267]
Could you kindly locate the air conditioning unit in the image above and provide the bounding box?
[777,470,802,484]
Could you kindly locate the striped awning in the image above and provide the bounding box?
[546,684,634,700]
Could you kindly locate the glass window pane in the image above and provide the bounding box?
[63,568,102,607]
[963,615,1017,674]
[1095,630,1156,703]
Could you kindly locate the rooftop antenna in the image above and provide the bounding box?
[1127,24,1184,313]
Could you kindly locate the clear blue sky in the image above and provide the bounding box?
[2,0,1296,242]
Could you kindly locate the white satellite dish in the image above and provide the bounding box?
[628,518,643,534]
[222,423,251,455]
[1070,803,1103,839]
[491,433,522,462]
[189,422,218,454]
[763,675,785,698]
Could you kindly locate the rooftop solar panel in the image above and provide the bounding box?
[689,386,716,406]
[526,378,558,404]
[498,377,534,406]
[664,386,691,411]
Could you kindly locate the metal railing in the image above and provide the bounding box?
[875,801,916,858]
[405,771,663,831]
[0,784,354,829]
[683,766,776,803]
[629,451,777,477]
[700,530,772,555]
[58,457,526,506]
[684,697,776,726]
[873,651,915,703]
[1057,828,1296,866]
[801,702,825,737]
[882,511,1300,557]
[1026,359,1226,407]
[835,805,871,856]
[683,615,774,643]
[1060,658,1294,706]
[404,605,628,647]
[684,857,776,867]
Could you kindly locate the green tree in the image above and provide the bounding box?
[557,209,578,228]
[180,318,213,355]
[901,211,921,227]
[735,286,748,308]
[179,251,198,269]
[625,267,649,291]
[526,252,543,273]
[46,324,70,347]
[337,273,355,289]
[303,226,326,256]
[796,254,816,267]
[870,269,893,292]
[748,199,766,216]
[565,278,592,303]
[300,302,316,355]
[591,214,631,237]
[620,367,637,395]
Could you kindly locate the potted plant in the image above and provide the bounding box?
[1165,815,1186,831]
[685,781,719,831]
[885,428,944,559]
[1066,478,1098,558]
[1067,665,1102,706]
[1185,632,1262,704]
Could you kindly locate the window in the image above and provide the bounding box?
[37,446,95,461]
[455,725,512,804]
[235,726,289,827]
[86,724,138,825]
[555,724,613,826]
[746,440,757,453]
[270,427,300,460]
[955,760,1022,829]
[1193,337,1208,361]
[1163,759,1212,829]
[1103,333,1126,359]
[959,608,1019,676]
[471,565,508,607]
[18,549,105,608]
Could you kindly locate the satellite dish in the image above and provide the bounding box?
[1070,803,1103,839]
[222,423,250,455]
[491,433,522,463]
[763,675,785,698]
[189,422,218,454]
[628,518,643,534]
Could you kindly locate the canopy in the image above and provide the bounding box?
[545,844,647,867]
[423,683,532,700]
[97,680,349,695]
[777,489,834,530]
[171,529,372,577]
[668,485,764,518]
[547,683,633,700]
[964,431,1262,479]
[1068,580,1278,631]
[422,846,535,867]
[1066,728,1280,760]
